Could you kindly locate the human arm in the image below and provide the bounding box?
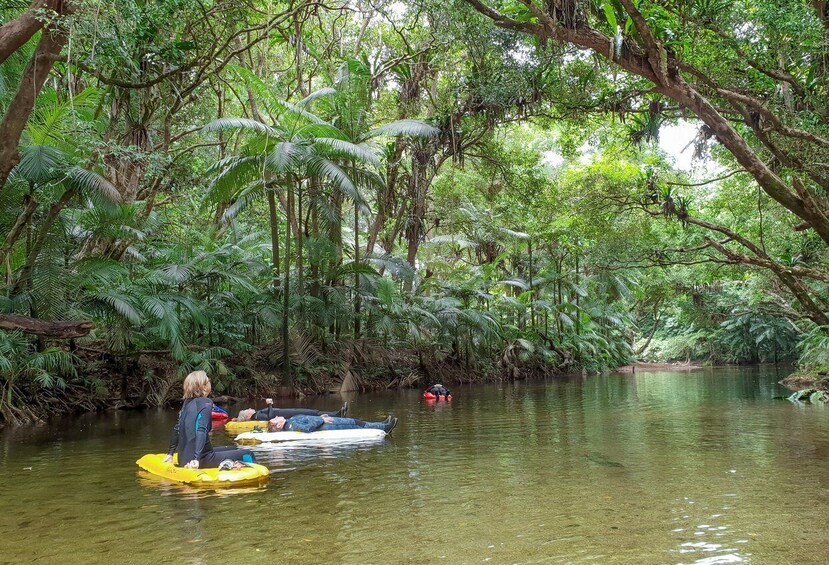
[165,411,182,462]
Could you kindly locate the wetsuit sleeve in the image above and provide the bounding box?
[254,406,283,420]
[167,411,181,455]
[192,401,213,461]
[287,415,324,433]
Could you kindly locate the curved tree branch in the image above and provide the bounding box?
[463,0,829,245]
[0,314,93,339]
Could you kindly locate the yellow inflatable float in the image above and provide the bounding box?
[222,420,271,434]
[136,453,270,486]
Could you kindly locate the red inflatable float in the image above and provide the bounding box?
[423,391,452,400]
[211,407,229,422]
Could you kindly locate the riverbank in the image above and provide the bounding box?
[0,340,569,426]
[2,341,800,428]
[616,362,704,372]
[779,368,829,392]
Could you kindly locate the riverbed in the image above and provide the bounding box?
[2,367,828,564]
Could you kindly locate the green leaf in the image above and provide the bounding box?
[602,1,617,31]
[367,119,438,139]
[204,118,277,136]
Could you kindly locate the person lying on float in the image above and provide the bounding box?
[266,414,398,434]
[233,398,349,422]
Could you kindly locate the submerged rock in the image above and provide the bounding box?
[786,389,827,404]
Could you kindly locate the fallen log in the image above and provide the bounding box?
[0,313,93,339]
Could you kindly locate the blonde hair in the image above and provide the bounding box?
[182,371,211,399]
[237,408,256,422]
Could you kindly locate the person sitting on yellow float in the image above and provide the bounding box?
[164,371,256,470]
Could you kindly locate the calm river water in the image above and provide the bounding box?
[2,368,828,564]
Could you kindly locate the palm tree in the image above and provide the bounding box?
[204,90,378,384]
[313,60,438,338]
[1,86,120,321]
[205,65,436,383]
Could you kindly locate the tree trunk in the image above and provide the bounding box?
[0,0,62,65]
[267,190,280,290]
[811,1,829,30]
[296,181,304,301]
[404,145,431,291]
[528,239,534,330]
[574,250,580,336]
[635,317,661,356]
[14,188,76,294]
[329,190,344,285]
[0,12,70,194]
[0,313,93,338]
[354,202,361,338]
[309,177,321,300]
[282,184,293,386]
[0,195,39,266]
[366,139,405,256]
[464,0,829,245]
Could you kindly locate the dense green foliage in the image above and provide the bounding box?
[1,0,828,423]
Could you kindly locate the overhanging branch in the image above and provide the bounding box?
[0,314,93,339]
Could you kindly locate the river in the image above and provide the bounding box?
[1,367,828,564]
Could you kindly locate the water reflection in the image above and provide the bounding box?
[2,368,829,563]
[249,437,389,468]
[136,471,269,498]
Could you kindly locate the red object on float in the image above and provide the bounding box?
[423,391,452,400]
[211,410,229,422]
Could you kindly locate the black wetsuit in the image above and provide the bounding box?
[168,397,254,468]
[426,384,451,398]
[253,406,339,421]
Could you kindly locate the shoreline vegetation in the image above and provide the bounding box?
[3,2,829,425]
[1,350,809,429]
[617,362,704,372]
[779,371,829,393]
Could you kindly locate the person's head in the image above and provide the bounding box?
[182,370,211,399]
[268,416,286,432]
[236,408,256,422]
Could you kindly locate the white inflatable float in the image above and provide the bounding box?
[236,428,387,444]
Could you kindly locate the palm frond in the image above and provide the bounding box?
[221,182,268,223]
[312,138,380,166]
[297,87,337,108]
[13,145,65,182]
[66,166,121,203]
[304,156,368,213]
[204,155,262,207]
[367,119,438,139]
[267,141,305,173]
[87,290,143,325]
[204,118,277,136]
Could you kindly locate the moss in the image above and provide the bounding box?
[781,367,829,392]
